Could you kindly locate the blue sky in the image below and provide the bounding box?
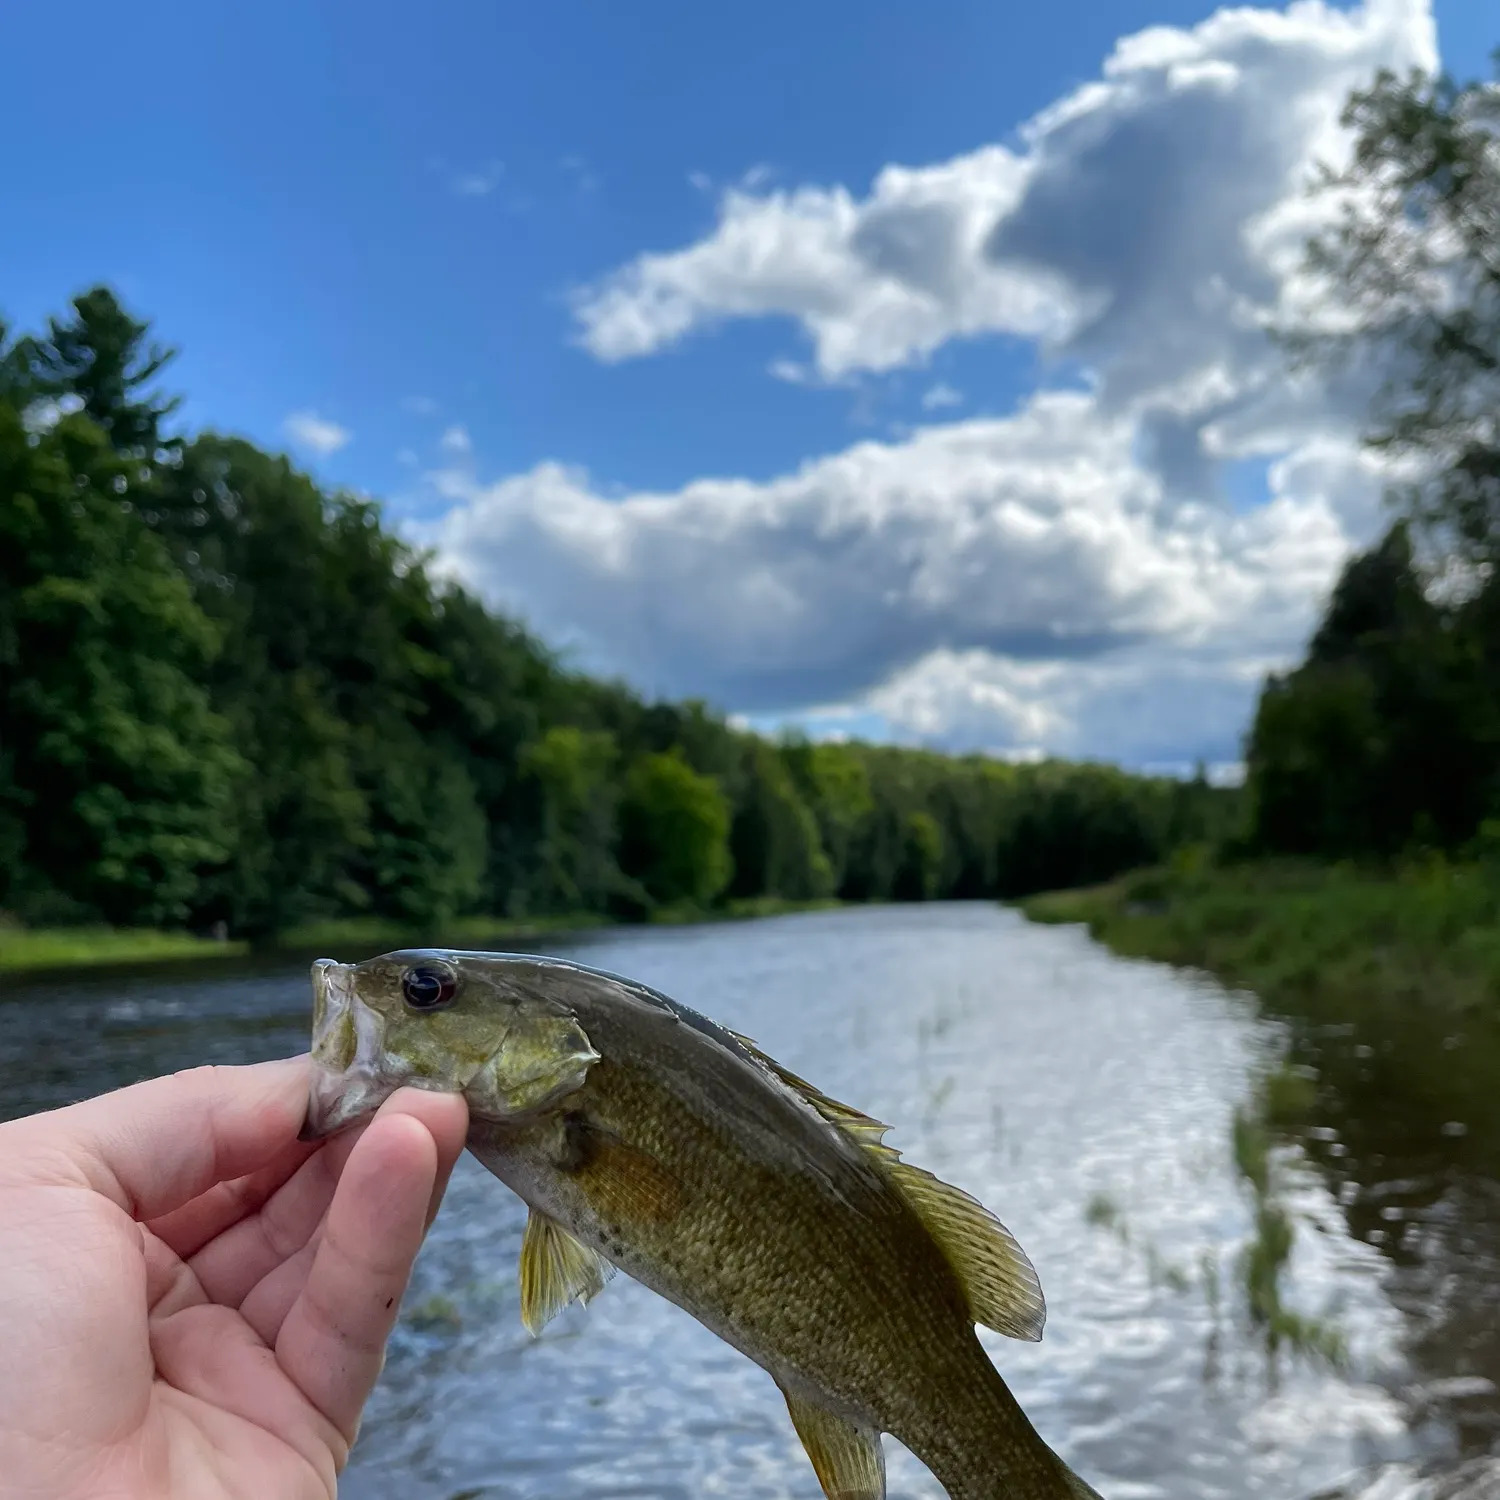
[3,0,1490,770]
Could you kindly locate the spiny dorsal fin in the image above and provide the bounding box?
[518,1209,615,1336]
[728,1028,1045,1342]
[779,1385,886,1500]
[726,1030,899,1158]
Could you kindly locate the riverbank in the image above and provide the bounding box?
[1020,855,1500,1016]
[0,896,846,977]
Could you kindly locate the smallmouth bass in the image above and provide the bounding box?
[299,948,1104,1500]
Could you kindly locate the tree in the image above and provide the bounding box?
[894,810,944,901]
[0,402,241,925]
[521,726,624,913]
[362,746,487,927]
[1241,60,1500,860]
[783,738,875,895]
[1287,60,1500,562]
[16,286,181,456]
[1245,523,1496,856]
[728,741,833,902]
[1307,522,1432,664]
[619,749,733,908]
[1246,665,1386,856]
[0,318,32,407]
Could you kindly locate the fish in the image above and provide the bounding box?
[299,948,1105,1500]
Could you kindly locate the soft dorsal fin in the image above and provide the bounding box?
[518,1208,615,1336]
[728,1029,1045,1343]
[880,1158,1044,1341]
[779,1385,886,1500]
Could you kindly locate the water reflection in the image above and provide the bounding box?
[1240,979,1500,1494]
[2,904,1497,1496]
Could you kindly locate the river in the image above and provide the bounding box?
[3,903,1498,1498]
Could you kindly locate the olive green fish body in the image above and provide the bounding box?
[301,950,1103,1499]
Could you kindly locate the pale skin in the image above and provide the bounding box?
[0,1057,470,1500]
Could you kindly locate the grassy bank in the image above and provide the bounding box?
[1020,855,1500,1015]
[0,925,252,973]
[0,896,847,977]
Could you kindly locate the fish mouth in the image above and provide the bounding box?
[299,958,400,1141]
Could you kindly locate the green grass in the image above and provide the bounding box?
[275,910,609,957]
[0,896,848,976]
[644,895,846,926]
[0,925,249,973]
[1019,854,1500,1017]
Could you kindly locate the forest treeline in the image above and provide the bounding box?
[1241,61,1500,862]
[0,293,1230,939]
[11,60,1485,941]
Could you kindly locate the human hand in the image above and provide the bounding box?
[0,1057,469,1499]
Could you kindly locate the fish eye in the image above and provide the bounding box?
[402,963,458,1012]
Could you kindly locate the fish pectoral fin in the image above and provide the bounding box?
[518,1209,615,1336]
[779,1388,886,1500]
[886,1159,1045,1342]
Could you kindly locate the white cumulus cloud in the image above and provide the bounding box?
[425,0,1441,762]
[421,389,1388,762]
[284,411,351,456]
[573,0,1432,399]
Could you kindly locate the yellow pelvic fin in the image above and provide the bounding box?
[518,1209,614,1336]
[780,1387,886,1500]
[730,1029,1045,1342]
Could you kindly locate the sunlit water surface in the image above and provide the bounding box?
[4,904,1499,1498]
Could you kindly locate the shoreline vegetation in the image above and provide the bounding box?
[0,896,849,979]
[1020,854,1500,1018]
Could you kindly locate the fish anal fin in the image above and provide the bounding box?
[518,1209,614,1336]
[779,1387,885,1500]
[886,1159,1045,1342]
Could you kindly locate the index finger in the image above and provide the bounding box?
[17,1058,313,1222]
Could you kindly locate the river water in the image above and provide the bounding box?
[3,903,1499,1498]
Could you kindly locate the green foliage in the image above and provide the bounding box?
[786,739,875,892]
[729,740,833,902]
[0,401,242,926]
[1022,856,1500,1017]
[1250,57,1500,863]
[15,287,181,456]
[0,923,246,972]
[1287,59,1500,564]
[896,810,944,901]
[620,750,733,908]
[521,726,624,913]
[1,285,1235,942]
[1245,521,1500,859]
